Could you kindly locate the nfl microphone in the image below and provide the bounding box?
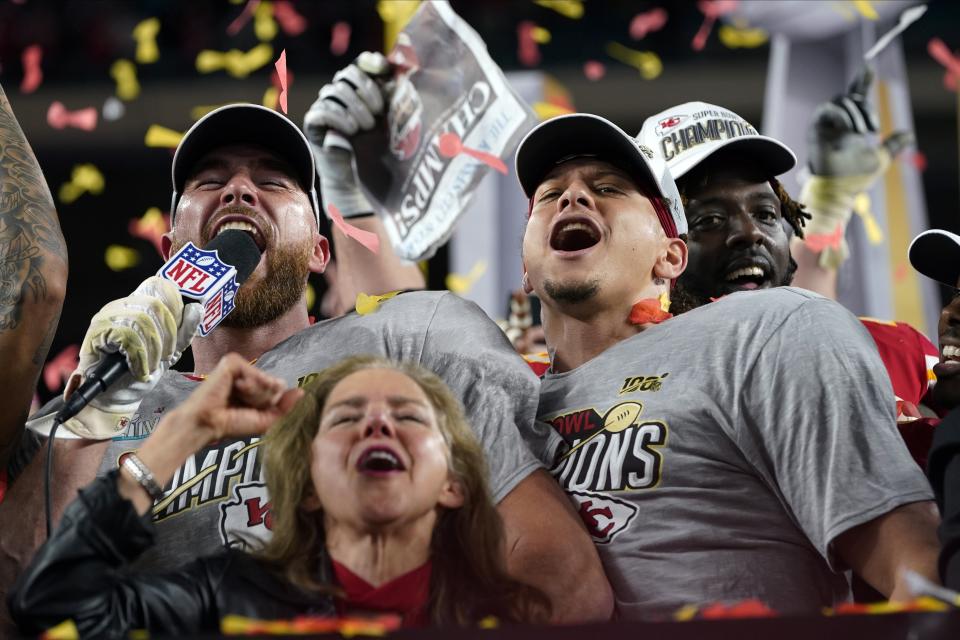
[56,229,261,424]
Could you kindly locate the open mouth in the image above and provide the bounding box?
[723,265,769,290]
[550,218,601,253]
[356,446,406,474]
[213,219,266,252]
[943,345,960,364]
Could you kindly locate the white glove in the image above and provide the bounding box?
[303,52,390,218]
[60,276,202,439]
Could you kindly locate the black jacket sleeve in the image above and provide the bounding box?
[7,470,222,638]
[927,407,960,590]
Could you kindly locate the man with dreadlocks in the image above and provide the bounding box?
[637,96,938,469]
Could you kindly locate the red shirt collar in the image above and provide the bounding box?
[332,560,432,627]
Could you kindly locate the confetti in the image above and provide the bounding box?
[111,59,140,101]
[196,43,274,78]
[227,0,260,35]
[20,44,43,94]
[583,60,606,81]
[908,150,927,172]
[132,17,160,64]
[58,163,105,204]
[804,223,844,253]
[355,291,400,316]
[273,0,307,36]
[630,8,668,40]
[376,0,421,51]
[478,616,500,629]
[274,49,288,114]
[533,101,575,120]
[43,344,79,393]
[518,21,545,67]
[254,0,278,41]
[47,102,98,131]
[692,0,739,51]
[306,282,315,310]
[39,618,79,640]
[928,38,960,92]
[330,21,351,56]
[533,0,584,20]
[853,192,883,245]
[262,87,279,110]
[102,96,125,121]
[436,132,507,174]
[128,206,170,257]
[628,292,672,325]
[717,24,769,48]
[445,260,488,294]
[328,203,380,254]
[144,124,184,148]
[105,245,141,271]
[605,42,662,79]
[190,104,226,120]
[851,0,878,20]
[893,262,909,283]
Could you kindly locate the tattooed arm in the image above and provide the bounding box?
[0,84,67,473]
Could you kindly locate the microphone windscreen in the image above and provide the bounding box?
[203,230,262,284]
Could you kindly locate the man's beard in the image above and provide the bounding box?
[543,278,600,304]
[170,236,311,329]
[672,258,796,316]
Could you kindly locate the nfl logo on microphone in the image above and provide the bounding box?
[159,242,240,337]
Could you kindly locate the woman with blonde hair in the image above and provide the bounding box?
[9,354,548,636]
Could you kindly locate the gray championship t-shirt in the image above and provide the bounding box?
[530,287,933,618]
[26,291,542,569]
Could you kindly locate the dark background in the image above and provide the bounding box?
[1,0,958,403]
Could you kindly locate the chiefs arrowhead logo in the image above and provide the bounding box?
[219,482,273,550]
[655,115,686,136]
[568,490,639,544]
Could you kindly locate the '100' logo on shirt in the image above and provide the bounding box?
[549,402,667,492]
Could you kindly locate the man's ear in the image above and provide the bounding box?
[161,232,174,261]
[437,475,465,510]
[653,237,687,281]
[309,233,331,275]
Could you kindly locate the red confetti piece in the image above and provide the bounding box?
[273,0,307,36]
[929,38,960,93]
[226,0,260,36]
[328,203,380,254]
[128,208,170,258]
[436,132,507,174]
[692,0,738,51]
[908,150,927,172]
[583,60,606,81]
[518,21,541,67]
[944,72,957,92]
[804,223,844,252]
[628,298,672,325]
[699,599,777,619]
[274,49,288,114]
[893,262,909,283]
[630,8,668,40]
[46,101,98,131]
[330,21,351,56]
[43,344,79,393]
[20,44,42,94]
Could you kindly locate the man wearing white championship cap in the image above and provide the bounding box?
[0,87,612,624]
[514,111,939,617]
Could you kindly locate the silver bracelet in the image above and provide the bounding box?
[121,453,164,501]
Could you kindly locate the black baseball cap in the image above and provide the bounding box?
[909,229,960,287]
[170,104,319,224]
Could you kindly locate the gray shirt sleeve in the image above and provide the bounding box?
[420,293,544,503]
[736,297,934,569]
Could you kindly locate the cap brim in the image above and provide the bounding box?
[516,114,661,200]
[909,229,960,287]
[670,135,797,180]
[172,104,316,194]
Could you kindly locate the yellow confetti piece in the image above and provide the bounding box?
[445,260,487,294]
[377,0,421,50]
[533,101,575,120]
[144,124,184,149]
[853,192,884,245]
[105,245,140,271]
[128,630,150,640]
[851,0,878,20]
[254,0,278,41]
[659,290,671,313]
[306,282,315,310]
[40,619,79,640]
[533,0,584,20]
[132,17,160,64]
[478,615,500,629]
[196,43,273,79]
[190,104,226,120]
[262,86,279,110]
[58,164,104,204]
[110,59,140,101]
[717,25,769,49]
[531,26,551,44]
[355,290,401,316]
[673,604,699,621]
[605,42,662,80]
